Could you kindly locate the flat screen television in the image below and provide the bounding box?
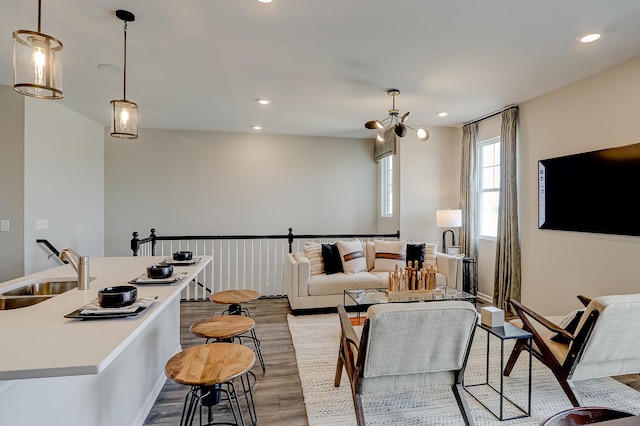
[538,142,640,237]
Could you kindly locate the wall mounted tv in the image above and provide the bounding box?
[538,142,640,237]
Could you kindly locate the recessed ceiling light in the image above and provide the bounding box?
[252,125,263,130]
[257,0,273,3]
[437,112,449,117]
[579,33,601,43]
[257,99,270,105]
[97,63,122,75]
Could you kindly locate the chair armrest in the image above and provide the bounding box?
[337,305,360,350]
[577,295,591,307]
[509,299,573,340]
[435,253,463,289]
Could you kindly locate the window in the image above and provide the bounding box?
[478,137,500,238]
[380,156,393,217]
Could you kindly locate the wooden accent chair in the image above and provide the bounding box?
[505,294,640,407]
[334,301,478,426]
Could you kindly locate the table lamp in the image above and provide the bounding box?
[436,209,462,254]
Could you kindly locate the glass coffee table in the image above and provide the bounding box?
[343,286,476,324]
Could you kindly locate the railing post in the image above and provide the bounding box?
[288,227,294,253]
[150,228,157,256]
[131,232,139,256]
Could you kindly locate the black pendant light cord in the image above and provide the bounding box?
[37,0,42,32]
[123,21,127,100]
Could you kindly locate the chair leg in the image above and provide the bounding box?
[452,384,475,426]
[504,338,527,376]
[334,353,344,387]
[353,391,366,426]
[561,378,583,407]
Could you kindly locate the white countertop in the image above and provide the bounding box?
[0,255,211,381]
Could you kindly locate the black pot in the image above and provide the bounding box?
[98,285,137,308]
[147,264,174,279]
[173,251,193,261]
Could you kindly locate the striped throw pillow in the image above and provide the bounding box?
[303,242,324,275]
[373,240,407,272]
[337,240,367,274]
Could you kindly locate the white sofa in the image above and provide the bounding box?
[284,241,463,311]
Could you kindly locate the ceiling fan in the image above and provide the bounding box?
[364,89,429,142]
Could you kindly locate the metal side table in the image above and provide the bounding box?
[464,322,532,421]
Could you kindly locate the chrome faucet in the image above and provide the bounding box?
[60,248,90,290]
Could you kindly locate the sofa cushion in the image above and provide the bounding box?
[337,239,367,274]
[373,240,407,272]
[406,243,425,269]
[308,272,382,296]
[303,242,324,276]
[322,243,343,275]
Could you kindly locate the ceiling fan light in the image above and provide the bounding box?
[365,120,384,130]
[417,127,429,141]
[401,111,410,123]
[395,123,407,137]
[375,133,385,143]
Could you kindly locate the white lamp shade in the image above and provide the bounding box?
[436,209,462,228]
[12,30,63,99]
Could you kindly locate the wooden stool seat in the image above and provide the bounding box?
[166,343,255,387]
[210,290,260,305]
[190,316,255,340]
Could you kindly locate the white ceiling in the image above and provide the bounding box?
[3,0,640,139]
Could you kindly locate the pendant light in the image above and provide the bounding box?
[12,0,63,99]
[365,89,429,142]
[110,10,138,139]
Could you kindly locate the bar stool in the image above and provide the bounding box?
[190,315,266,373]
[165,343,257,426]
[210,290,260,317]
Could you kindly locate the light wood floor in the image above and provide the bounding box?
[143,297,640,425]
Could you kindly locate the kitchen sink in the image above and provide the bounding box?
[0,277,97,310]
[2,280,80,296]
[0,296,53,310]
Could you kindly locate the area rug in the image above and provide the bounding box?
[287,313,640,425]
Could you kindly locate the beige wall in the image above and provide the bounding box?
[23,98,105,274]
[0,88,25,282]
[519,56,640,315]
[104,129,377,256]
[399,127,461,243]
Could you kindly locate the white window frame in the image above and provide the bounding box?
[380,155,393,217]
[477,136,500,239]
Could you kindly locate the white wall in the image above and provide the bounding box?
[399,127,461,243]
[23,98,104,274]
[0,87,25,282]
[104,129,377,256]
[519,55,640,315]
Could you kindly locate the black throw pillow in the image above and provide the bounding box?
[551,310,584,343]
[407,243,426,269]
[321,243,343,275]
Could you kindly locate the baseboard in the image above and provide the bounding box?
[476,291,492,304]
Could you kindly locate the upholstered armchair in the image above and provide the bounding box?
[334,301,478,425]
[505,294,640,407]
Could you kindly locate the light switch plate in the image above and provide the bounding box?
[35,219,48,230]
[0,220,9,232]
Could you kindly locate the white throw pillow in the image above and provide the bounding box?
[337,239,367,274]
[303,242,324,275]
[424,242,439,267]
[373,240,407,272]
[365,241,375,271]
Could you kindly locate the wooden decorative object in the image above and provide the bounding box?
[385,288,443,302]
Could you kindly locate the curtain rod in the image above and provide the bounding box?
[463,104,518,126]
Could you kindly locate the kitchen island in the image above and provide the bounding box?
[0,255,212,426]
